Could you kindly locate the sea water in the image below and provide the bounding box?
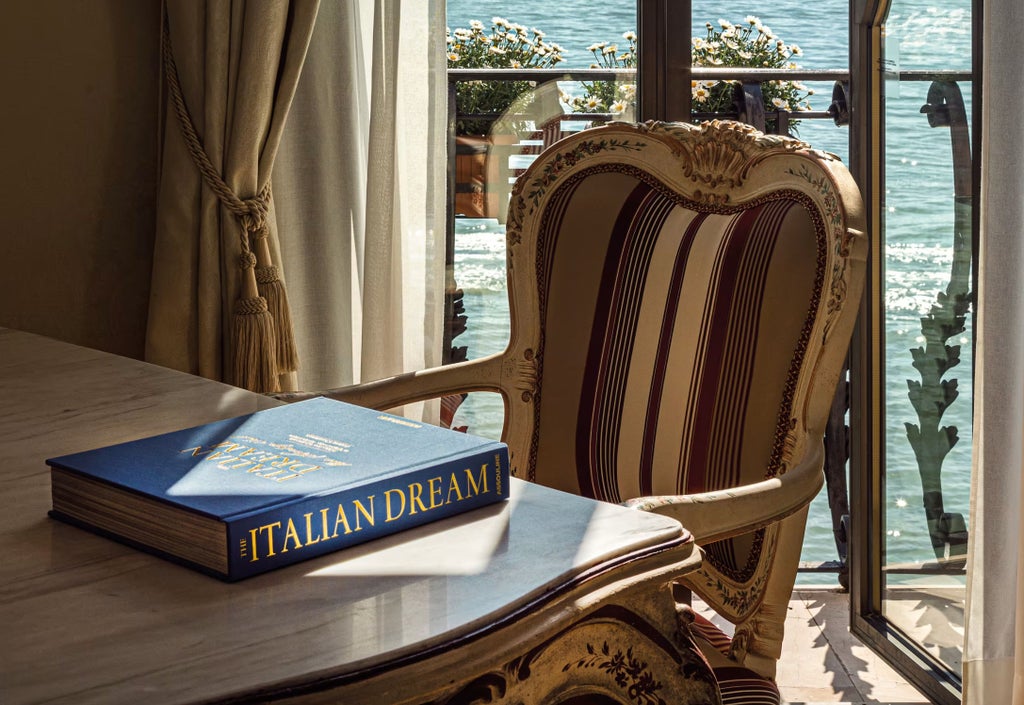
[446,0,974,576]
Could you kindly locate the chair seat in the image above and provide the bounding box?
[715,667,782,705]
[690,613,782,705]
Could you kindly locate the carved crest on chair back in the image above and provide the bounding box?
[643,120,812,193]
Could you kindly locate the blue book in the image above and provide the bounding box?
[47,397,510,581]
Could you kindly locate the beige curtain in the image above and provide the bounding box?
[962,0,1024,701]
[271,0,448,392]
[146,0,319,392]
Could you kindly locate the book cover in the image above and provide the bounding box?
[47,397,509,581]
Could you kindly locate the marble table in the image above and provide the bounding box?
[0,328,717,704]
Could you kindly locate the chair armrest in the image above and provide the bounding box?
[274,353,507,411]
[622,441,825,544]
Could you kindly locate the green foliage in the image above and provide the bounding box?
[447,18,565,135]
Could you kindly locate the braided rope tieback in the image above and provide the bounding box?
[161,23,298,391]
[247,186,298,374]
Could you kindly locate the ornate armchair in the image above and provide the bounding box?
[289,120,866,699]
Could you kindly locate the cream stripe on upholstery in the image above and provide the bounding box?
[533,167,821,586]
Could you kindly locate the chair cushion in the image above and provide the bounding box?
[689,613,781,704]
[715,667,782,705]
[689,612,734,658]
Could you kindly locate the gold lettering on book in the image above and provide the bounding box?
[376,415,421,429]
[465,464,489,496]
[494,452,503,495]
[382,465,493,523]
[428,476,444,509]
[384,489,406,521]
[333,504,354,536]
[409,482,427,515]
[281,518,303,552]
[243,461,496,562]
[329,497,375,536]
[248,521,283,561]
[353,497,375,529]
[181,442,243,457]
[445,472,465,503]
[179,442,325,481]
[303,511,323,546]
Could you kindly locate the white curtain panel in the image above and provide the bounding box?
[963,0,1024,701]
[273,0,448,391]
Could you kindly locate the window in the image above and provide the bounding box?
[849,0,976,701]
[442,4,978,698]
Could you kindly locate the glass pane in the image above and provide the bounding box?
[446,3,858,577]
[691,1,849,158]
[879,0,973,677]
[693,0,852,581]
[445,1,639,437]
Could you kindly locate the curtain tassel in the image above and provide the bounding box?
[254,231,298,373]
[234,254,279,393]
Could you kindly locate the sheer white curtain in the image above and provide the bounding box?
[272,0,448,392]
[962,0,1024,701]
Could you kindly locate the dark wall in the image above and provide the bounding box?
[0,0,161,359]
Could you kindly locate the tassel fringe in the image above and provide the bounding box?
[256,265,298,373]
[233,295,279,393]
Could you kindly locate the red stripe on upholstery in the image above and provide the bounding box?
[706,201,787,488]
[637,211,707,496]
[537,177,585,306]
[683,205,765,493]
[683,201,792,495]
[715,667,782,705]
[577,184,685,501]
[689,612,733,657]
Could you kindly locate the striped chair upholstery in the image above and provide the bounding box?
[523,162,820,648]
[313,121,867,696]
[500,121,865,681]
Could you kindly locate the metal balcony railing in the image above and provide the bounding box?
[447,66,853,137]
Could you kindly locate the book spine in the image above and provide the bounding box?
[225,445,509,580]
